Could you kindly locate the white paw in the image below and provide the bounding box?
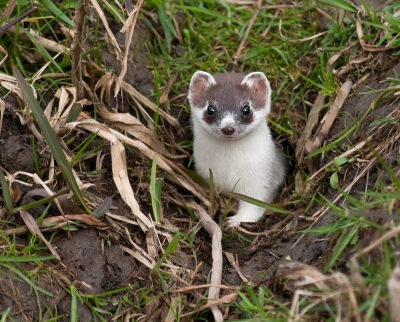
[224,216,241,230]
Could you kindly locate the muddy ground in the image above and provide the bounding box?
[0,12,400,322]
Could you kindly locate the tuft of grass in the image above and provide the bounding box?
[235,286,291,321]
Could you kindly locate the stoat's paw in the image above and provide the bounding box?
[224,216,241,230]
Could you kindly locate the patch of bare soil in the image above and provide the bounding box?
[0,94,35,174]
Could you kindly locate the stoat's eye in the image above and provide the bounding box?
[207,105,215,115]
[242,105,250,115]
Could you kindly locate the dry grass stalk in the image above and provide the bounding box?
[233,0,262,62]
[0,0,17,20]
[122,225,155,264]
[102,0,125,22]
[2,213,106,236]
[64,113,210,231]
[388,264,400,322]
[0,72,18,84]
[356,20,393,52]
[224,0,257,4]
[71,0,89,101]
[307,135,373,183]
[294,93,325,192]
[21,210,57,260]
[296,94,326,161]
[48,87,77,133]
[6,26,70,54]
[0,98,5,134]
[89,116,206,201]
[110,141,151,231]
[118,0,144,89]
[307,79,353,155]
[164,295,180,322]
[353,224,400,260]
[186,201,223,322]
[262,9,279,38]
[224,251,252,284]
[146,227,157,262]
[122,80,181,128]
[326,40,358,72]
[90,0,121,56]
[65,115,152,230]
[180,293,238,319]
[96,104,168,155]
[120,245,154,269]
[174,284,234,293]
[0,45,8,67]
[160,74,178,106]
[31,52,64,85]
[273,261,361,322]
[279,19,327,43]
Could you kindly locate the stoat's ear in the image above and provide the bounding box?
[188,71,216,105]
[241,72,271,113]
[241,72,270,98]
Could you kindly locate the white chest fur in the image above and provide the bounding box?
[193,121,278,199]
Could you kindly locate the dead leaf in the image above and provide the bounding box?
[65,214,107,227]
[20,209,60,260]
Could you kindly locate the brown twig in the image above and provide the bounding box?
[262,9,279,38]
[279,19,327,43]
[233,0,262,62]
[0,6,37,36]
[71,0,89,101]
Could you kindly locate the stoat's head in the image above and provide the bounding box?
[188,71,271,139]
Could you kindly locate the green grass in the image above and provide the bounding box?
[0,0,400,320]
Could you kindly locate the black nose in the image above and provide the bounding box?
[221,127,235,136]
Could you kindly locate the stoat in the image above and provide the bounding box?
[188,71,286,228]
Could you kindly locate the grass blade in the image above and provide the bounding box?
[174,5,228,20]
[0,308,10,322]
[17,187,68,212]
[90,197,112,219]
[317,0,357,13]
[21,28,63,73]
[0,168,15,211]
[305,123,358,159]
[0,263,53,297]
[153,234,180,273]
[0,256,56,262]
[70,286,79,322]
[40,0,74,27]
[12,65,90,213]
[226,191,293,215]
[150,156,163,224]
